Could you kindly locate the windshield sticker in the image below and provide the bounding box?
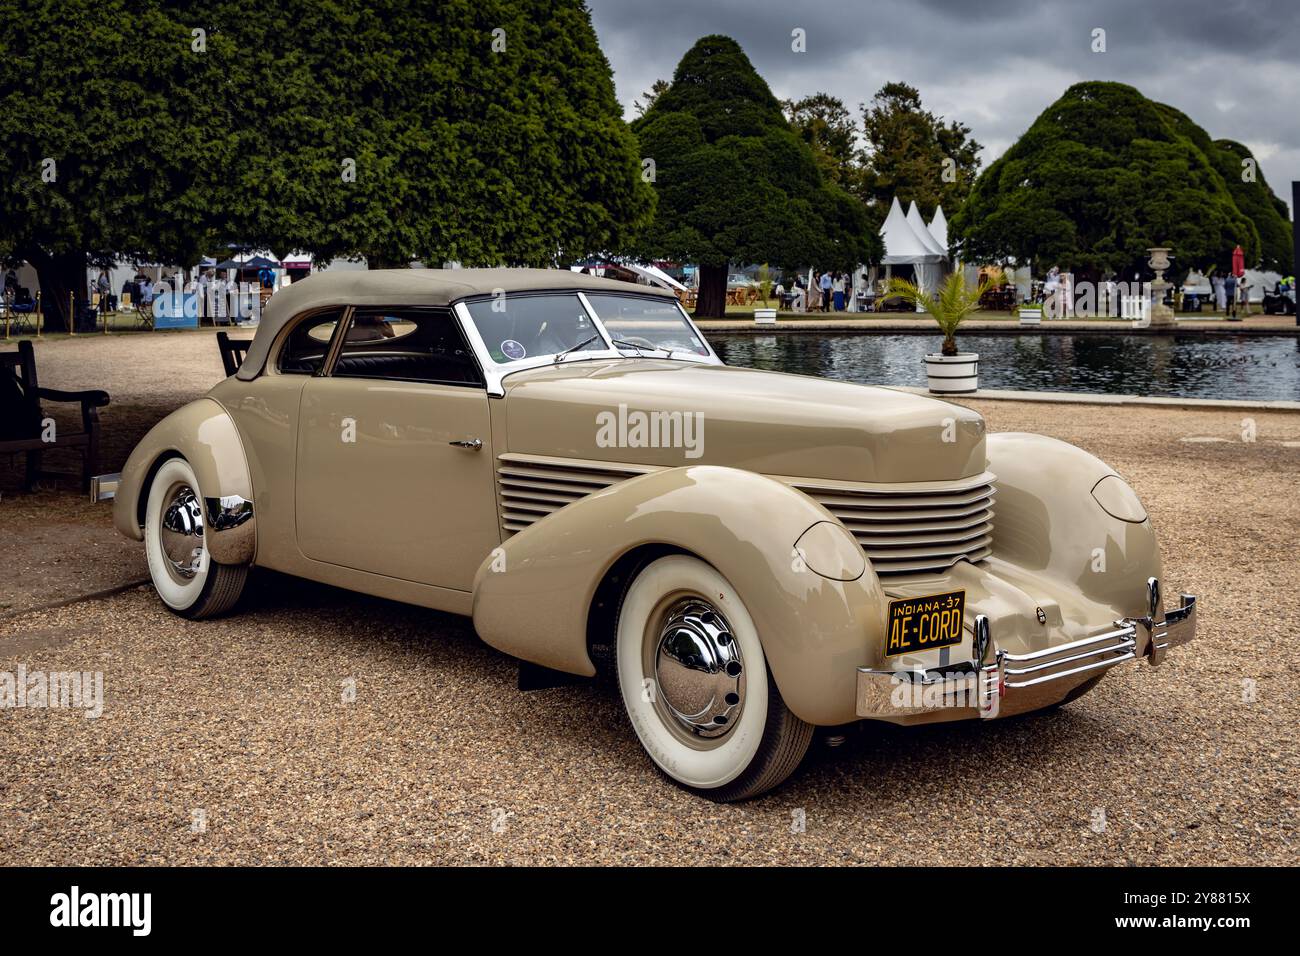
[501,339,526,361]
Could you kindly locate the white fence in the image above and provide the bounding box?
[1121,294,1151,328]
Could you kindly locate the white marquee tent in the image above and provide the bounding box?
[907,201,948,259]
[928,206,949,253]
[876,197,950,308]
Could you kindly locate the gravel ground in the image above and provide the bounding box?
[1,332,1297,864]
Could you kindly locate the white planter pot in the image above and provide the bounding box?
[1018,307,1042,326]
[754,308,777,325]
[925,352,979,394]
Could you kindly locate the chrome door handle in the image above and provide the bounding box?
[449,438,483,450]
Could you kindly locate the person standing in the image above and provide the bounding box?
[819,270,833,313]
[1212,273,1226,313]
[94,268,111,320]
[1043,265,1062,318]
[832,272,845,312]
[1224,272,1239,320]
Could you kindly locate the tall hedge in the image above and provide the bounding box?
[632,35,876,316]
[952,81,1291,278]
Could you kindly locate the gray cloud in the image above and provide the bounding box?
[589,0,1299,216]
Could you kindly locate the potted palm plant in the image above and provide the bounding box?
[885,272,989,394]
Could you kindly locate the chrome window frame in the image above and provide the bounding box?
[271,305,353,377]
[452,289,720,397]
[322,304,487,389]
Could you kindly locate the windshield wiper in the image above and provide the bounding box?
[553,333,603,364]
[611,338,673,359]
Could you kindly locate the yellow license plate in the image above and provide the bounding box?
[885,590,966,656]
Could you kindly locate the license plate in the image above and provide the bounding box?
[885,590,966,656]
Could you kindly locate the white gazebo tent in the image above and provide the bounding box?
[907,201,948,259]
[928,206,949,254]
[879,198,947,308]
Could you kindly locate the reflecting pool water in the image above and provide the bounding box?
[707,333,1300,401]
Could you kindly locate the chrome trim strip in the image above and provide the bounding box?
[1002,637,1137,678]
[1007,651,1137,690]
[90,472,120,502]
[999,626,1136,663]
[318,305,355,377]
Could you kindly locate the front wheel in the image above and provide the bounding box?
[615,555,813,801]
[144,457,248,619]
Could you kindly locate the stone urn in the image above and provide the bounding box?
[1147,247,1176,328]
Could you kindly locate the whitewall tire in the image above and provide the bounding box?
[615,554,813,801]
[144,457,247,619]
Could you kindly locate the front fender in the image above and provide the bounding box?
[472,465,887,727]
[112,398,256,565]
[986,433,1161,620]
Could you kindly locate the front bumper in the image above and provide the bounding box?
[857,578,1196,721]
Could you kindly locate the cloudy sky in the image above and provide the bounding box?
[589,0,1299,216]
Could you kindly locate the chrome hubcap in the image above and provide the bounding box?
[160,485,205,579]
[654,599,745,739]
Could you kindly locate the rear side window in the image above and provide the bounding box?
[331,308,483,386]
[279,308,346,374]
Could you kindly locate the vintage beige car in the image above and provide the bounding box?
[113,269,1196,800]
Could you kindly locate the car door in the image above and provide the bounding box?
[294,306,499,591]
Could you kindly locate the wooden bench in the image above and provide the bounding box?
[1,340,110,491]
[216,331,252,377]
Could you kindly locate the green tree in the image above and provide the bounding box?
[951,82,1280,279]
[782,93,861,193]
[0,0,229,330]
[0,0,653,328]
[632,36,876,317]
[635,79,672,117]
[1209,140,1293,273]
[860,82,982,219]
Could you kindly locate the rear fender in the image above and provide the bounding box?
[112,398,256,565]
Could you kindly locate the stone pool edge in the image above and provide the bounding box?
[889,385,1300,412]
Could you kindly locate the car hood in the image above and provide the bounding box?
[500,359,986,483]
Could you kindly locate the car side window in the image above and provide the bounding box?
[278,308,347,375]
[331,308,484,387]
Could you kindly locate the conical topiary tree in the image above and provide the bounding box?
[631,35,876,317]
[951,81,1288,280]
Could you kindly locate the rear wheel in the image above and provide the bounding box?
[615,555,813,801]
[144,457,247,619]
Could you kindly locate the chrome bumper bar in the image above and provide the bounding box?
[857,578,1197,720]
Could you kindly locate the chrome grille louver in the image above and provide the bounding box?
[496,453,654,534]
[496,454,996,575]
[787,472,996,575]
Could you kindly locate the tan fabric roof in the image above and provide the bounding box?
[236,268,676,380]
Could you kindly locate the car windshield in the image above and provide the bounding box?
[463,293,605,364]
[583,294,710,356]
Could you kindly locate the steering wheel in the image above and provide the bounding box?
[617,335,657,350]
